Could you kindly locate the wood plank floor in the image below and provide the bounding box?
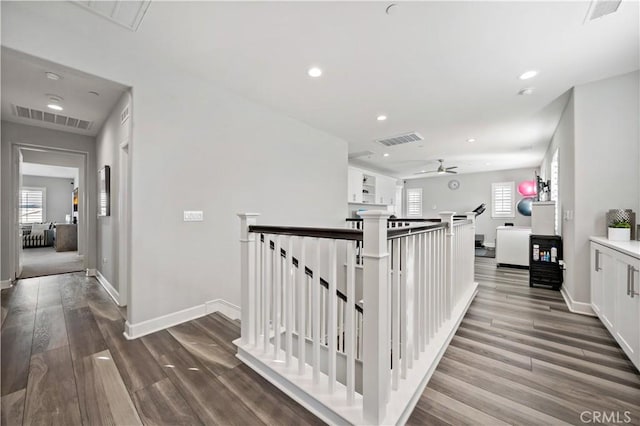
[1,259,638,425]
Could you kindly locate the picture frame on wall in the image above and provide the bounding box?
[98,165,111,217]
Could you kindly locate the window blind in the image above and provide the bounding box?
[491,182,514,218]
[20,187,45,224]
[406,188,423,217]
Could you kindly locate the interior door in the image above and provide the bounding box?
[15,147,24,278]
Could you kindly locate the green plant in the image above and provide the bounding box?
[610,219,631,229]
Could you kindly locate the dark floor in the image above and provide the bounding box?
[1,259,639,425]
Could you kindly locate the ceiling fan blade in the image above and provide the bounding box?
[446,170,458,174]
[446,166,458,170]
[414,170,438,175]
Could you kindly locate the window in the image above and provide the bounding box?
[20,187,46,224]
[551,149,559,233]
[491,182,514,218]
[406,188,423,217]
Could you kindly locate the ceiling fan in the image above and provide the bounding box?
[414,159,458,175]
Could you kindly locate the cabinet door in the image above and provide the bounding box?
[348,168,363,203]
[599,249,616,331]
[376,177,396,205]
[615,255,640,368]
[590,244,603,315]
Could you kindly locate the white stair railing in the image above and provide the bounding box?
[236,211,477,425]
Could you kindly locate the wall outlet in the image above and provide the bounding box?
[184,210,204,222]
[103,258,108,264]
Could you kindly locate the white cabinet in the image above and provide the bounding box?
[375,176,396,205]
[614,254,640,366]
[348,168,363,203]
[590,240,640,370]
[590,244,615,330]
[496,226,531,267]
[347,167,396,206]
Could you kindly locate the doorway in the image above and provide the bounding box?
[18,160,84,278]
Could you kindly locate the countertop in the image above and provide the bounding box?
[590,236,640,260]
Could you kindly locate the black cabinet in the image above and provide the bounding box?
[529,235,563,290]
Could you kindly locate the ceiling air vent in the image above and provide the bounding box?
[348,150,375,159]
[376,132,423,147]
[12,105,93,132]
[585,0,621,22]
[72,1,151,32]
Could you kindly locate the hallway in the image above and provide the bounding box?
[1,260,639,425]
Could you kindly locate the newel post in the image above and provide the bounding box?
[360,210,392,424]
[238,213,260,346]
[439,211,455,320]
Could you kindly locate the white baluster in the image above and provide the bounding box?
[263,234,271,353]
[255,230,262,345]
[346,240,356,404]
[274,236,282,359]
[401,236,408,376]
[285,236,293,366]
[439,212,455,320]
[328,239,337,392]
[313,238,321,384]
[392,238,400,390]
[298,237,307,374]
[414,234,421,359]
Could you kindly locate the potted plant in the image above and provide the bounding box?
[608,219,631,241]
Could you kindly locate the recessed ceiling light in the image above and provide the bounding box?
[485,162,491,165]
[45,72,61,81]
[377,115,387,121]
[519,70,538,80]
[307,67,322,78]
[420,170,426,173]
[467,138,476,143]
[383,153,390,157]
[518,88,535,96]
[47,104,63,111]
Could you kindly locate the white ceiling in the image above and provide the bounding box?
[2,1,638,176]
[1,47,127,136]
[22,162,78,180]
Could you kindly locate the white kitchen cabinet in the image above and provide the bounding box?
[348,168,363,203]
[614,254,640,366]
[375,176,396,205]
[590,243,615,330]
[590,238,640,370]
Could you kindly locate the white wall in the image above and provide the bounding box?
[572,71,640,304]
[1,2,348,327]
[540,71,639,307]
[1,121,96,280]
[96,91,132,290]
[22,175,75,223]
[404,168,537,245]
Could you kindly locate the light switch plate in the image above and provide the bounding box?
[184,210,204,222]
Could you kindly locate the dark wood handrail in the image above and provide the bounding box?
[345,218,441,223]
[261,236,363,314]
[387,222,448,239]
[250,225,362,241]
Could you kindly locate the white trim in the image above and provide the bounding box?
[560,286,596,316]
[123,298,241,340]
[95,270,122,307]
[206,299,241,320]
[86,268,97,277]
[1,279,13,290]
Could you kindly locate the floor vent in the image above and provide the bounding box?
[12,105,93,132]
[376,132,423,147]
[585,0,621,22]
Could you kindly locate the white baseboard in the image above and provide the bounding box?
[95,270,122,307]
[1,279,13,290]
[86,268,97,277]
[560,286,596,316]
[123,298,241,340]
[206,299,241,320]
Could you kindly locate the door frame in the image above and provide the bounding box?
[118,139,130,306]
[9,142,91,281]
